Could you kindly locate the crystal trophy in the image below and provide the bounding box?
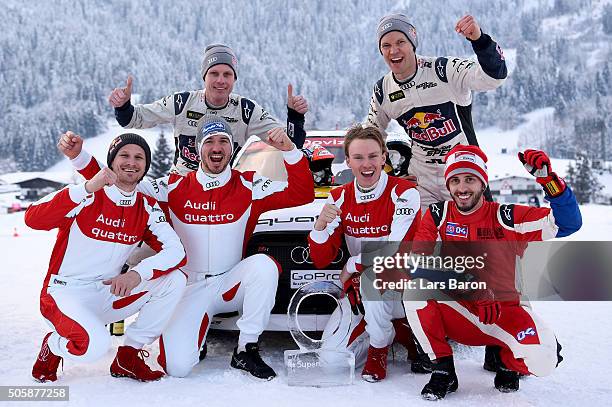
[284,281,355,387]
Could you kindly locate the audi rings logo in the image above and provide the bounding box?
[395,208,415,216]
[291,246,344,265]
[187,119,199,127]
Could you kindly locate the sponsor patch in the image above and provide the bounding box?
[516,327,536,342]
[445,222,468,238]
[389,90,405,102]
[186,110,204,120]
[290,270,340,289]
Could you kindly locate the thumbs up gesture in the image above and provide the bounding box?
[287,84,308,114]
[108,76,133,108]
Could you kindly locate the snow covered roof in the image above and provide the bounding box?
[0,171,75,185]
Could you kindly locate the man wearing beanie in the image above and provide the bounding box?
[27,130,187,383]
[108,43,309,175]
[365,14,507,210]
[403,145,582,400]
[60,117,315,380]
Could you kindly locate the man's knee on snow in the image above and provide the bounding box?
[165,357,195,378]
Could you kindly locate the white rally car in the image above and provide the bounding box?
[209,131,412,332]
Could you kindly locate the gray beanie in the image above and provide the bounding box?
[377,14,418,53]
[201,44,238,79]
[196,114,234,153]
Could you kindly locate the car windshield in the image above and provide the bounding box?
[234,138,347,182]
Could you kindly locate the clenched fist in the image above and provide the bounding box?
[85,168,117,194]
[57,131,84,160]
[314,203,342,231]
[455,15,482,41]
[267,127,294,152]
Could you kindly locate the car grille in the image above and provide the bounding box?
[246,232,348,315]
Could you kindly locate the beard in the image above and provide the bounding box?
[453,187,485,213]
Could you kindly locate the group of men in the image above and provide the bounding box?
[25,12,583,401]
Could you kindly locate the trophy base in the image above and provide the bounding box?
[284,349,355,387]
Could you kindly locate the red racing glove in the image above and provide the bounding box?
[473,288,501,325]
[343,274,365,316]
[475,300,502,325]
[518,149,566,197]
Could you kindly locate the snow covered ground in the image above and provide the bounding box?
[1,207,611,406]
[2,113,611,405]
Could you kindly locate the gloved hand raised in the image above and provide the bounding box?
[519,149,566,197]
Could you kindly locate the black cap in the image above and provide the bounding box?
[107,133,152,180]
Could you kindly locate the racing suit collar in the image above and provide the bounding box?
[354,171,388,203]
[103,184,137,207]
[196,164,232,191]
[203,89,230,110]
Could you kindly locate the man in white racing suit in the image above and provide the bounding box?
[308,125,422,382]
[62,116,315,380]
[365,14,507,209]
[108,43,309,175]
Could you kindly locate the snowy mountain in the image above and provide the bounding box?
[1,0,611,171]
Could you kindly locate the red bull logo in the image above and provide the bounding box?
[404,110,457,142]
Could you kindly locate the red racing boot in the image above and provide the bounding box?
[110,346,164,382]
[32,332,63,382]
[361,345,389,382]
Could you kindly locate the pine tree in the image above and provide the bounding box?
[603,4,612,35]
[148,131,173,179]
[566,153,603,204]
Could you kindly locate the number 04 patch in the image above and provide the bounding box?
[516,327,536,342]
[446,222,468,238]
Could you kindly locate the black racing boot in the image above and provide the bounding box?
[494,365,520,392]
[231,343,276,380]
[421,356,459,401]
[411,349,433,374]
[483,345,501,372]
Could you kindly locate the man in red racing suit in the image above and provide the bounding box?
[406,145,582,400]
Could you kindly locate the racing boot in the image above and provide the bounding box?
[392,318,431,374]
[110,346,164,381]
[231,343,276,380]
[32,332,63,382]
[483,345,501,372]
[361,345,389,382]
[421,356,459,401]
[494,367,520,392]
[494,358,520,393]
